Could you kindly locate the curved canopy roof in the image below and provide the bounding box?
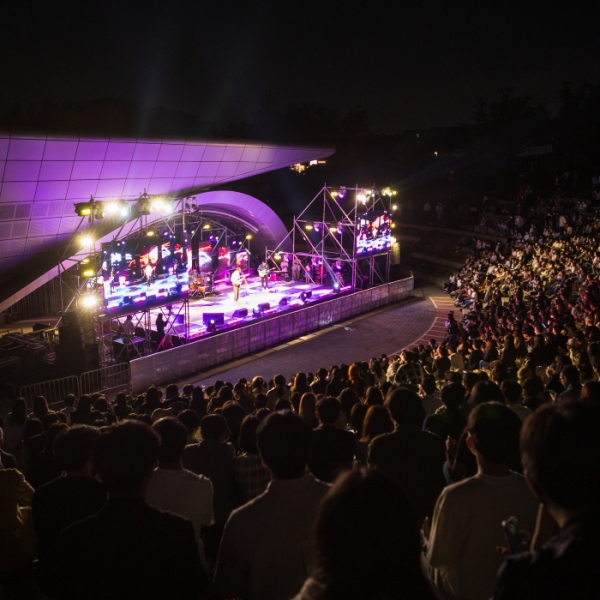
[0,134,334,311]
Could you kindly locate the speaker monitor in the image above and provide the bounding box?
[232,308,248,318]
[202,312,225,326]
[175,314,185,324]
[258,302,270,312]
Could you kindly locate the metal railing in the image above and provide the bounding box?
[19,364,131,407]
[80,363,131,396]
[19,375,80,407]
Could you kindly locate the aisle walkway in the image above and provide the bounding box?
[185,284,449,387]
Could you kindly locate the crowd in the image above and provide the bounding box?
[0,188,599,599]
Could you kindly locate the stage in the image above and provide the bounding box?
[99,271,348,358]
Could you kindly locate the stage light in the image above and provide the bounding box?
[207,319,217,332]
[391,236,397,243]
[357,193,367,204]
[333,281,341,292]
[392,204,398,211]
[331,191,338,198]
[118,202,131,218]
[391,222,396,228]
[146,230,155,237]
[100,202,115,216]
[338,186,346,199]
[245,234,252,240]
[78,257,97,278]
[95,204,105,219]
[80,235,94,248]
[305,224,313,230]
[81,294,99,308]
[329,226,337,233]
[314,224,320,233]
[74,202,94,217]
[274,253,282,260]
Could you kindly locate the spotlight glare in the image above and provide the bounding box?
[245,234,252,240]
[80,235,94,247]
[81,294,98,308]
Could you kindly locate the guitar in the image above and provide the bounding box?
[258,265,276,277]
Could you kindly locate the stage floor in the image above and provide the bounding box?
[151,276,344,341]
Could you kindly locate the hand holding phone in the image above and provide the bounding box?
[502,516,523,554]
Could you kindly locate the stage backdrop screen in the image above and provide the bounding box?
[355,210,392,256]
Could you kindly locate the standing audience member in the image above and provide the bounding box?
[293,469,437,600]
[146,417,214,566]
[495,401,600,599]
[308,397,356,483]
[32,425,106,564]
[215,411,330,600]
[39,420,208,599]
[368,387,445,521]
[423,402,538,600]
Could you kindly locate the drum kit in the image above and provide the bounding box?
[189,270,212,298]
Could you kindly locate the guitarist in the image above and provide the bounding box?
[258,260,271,290]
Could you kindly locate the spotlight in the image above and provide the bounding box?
[333,281,341,292]
[392,204,398,211]
[74,202,94,217]
[207,319,216,332]
[314,224,320,233]
[245,234,252,240]
[103,201,119,215]
[95,204,105,219]
[80,235,94,248]
[338,186,346,199]
[203,223,211,230]
[146,230,156,237]
[305,224,313,230]
[78,257,97,278]
[118,202,131,218]
[329,227,337,233]
[80,294,99,308]
[138,191,152,215]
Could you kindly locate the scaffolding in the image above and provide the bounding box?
[267,185,398,290]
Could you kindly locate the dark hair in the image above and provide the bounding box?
[362,406,394,443]
[313,469,434,599]
[468,380,504,409]
[200,414,229,442]
[350,403,368,435]
[274,398,292,411]
[256,411,310,479]
[364,386,384,406]
[385,388,426,428]
[501,380,523,405]
[32,396,49,420]
[177,409,201,436]
[93,421,159,494]
[64,394,77,408]
[467,402,522,466]
[154,417,188,463]
[7,397,27,427]
[441,383,465,410]
[317,396,342,424]
[238,415,261,454]
[421,377,437,396]
[54,425,100,472]
[521,401,600,510]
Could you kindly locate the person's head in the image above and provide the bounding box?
[441,382,465,410]
[420,377,437,396]
[385,387,426,429]
[521,401,600,511]
[153,417,188,464]
[299,393,317,424]
[200,414,229,442]
[339,388,359,418]
[315,367,328,381]
[581,380,600,402]
[177,409,201,437]
[238,415,261,455]
[466,402,522,466]
[8,397,27,426]
[54,425,101,473]
[501,380,523,406]
[165,384,179,399]
[313,469,432,598]
[32,396,49,419]
[364,385,384,407]
[256,410,310,479]
[93,421,159,495]
[468,380,505,409]
[560,364,580,387]
[64,394,76,408]
[350,403,368,435]
[316,396,342,425]
[462,372,480,394]
[361,405,394,443]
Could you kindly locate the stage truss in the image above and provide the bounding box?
[266,185,398,291]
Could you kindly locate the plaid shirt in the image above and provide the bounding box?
[394,362,424,387]
[234,453,271,504]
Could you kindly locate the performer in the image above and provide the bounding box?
[231,266,243,302]
[144,262,154,287]
[156,313,167,339]
[258,260,270,290]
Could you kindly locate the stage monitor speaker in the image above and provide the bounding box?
[174,314,185,324]
[278,297,289,307]
[202,312,225,326]
[232,308,248,318]
[258,302,270,311]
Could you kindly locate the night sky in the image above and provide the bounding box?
[2,0,599,134]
